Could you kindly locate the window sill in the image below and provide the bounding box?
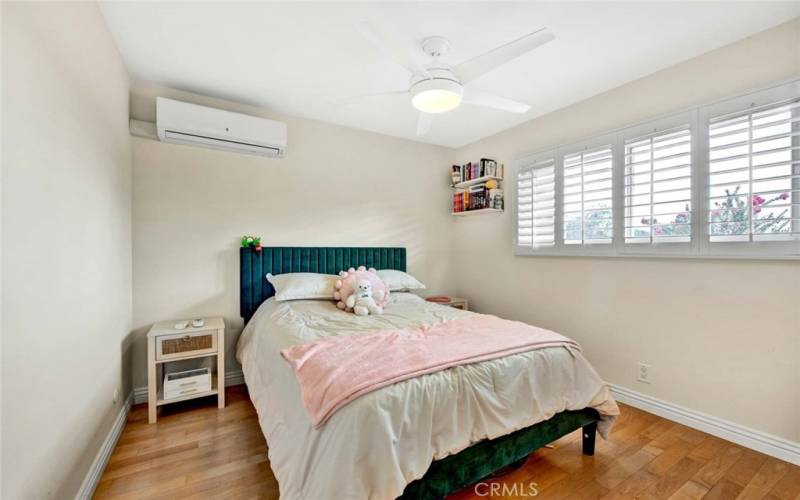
[513,247,800,261]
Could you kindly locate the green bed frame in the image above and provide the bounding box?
[239,246,600,499]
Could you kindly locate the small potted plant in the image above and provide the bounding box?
[241,235,262,252]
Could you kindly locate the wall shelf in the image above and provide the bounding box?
[451,208,504,216]
[450,159,504,215]
[451,175,503,189]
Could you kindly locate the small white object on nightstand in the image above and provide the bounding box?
[426,296,469,311]
[147,317,225,424]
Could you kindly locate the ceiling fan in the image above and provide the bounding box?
[356,23,555,135]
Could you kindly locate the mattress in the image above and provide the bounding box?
[236,293,618,500]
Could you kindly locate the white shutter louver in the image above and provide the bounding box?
[516,158,555,248]
[708,98,800,242]
[563,146,613,245]
[624,126,692,244]
[531,161,556,246]
[516,169,533,247]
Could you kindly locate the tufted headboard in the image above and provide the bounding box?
[240,246,406,323]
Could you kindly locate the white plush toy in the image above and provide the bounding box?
[345,279,383,316]
[335,266,390,316]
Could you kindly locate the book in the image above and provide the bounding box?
[481,158,497,177]
[468,184,483,210]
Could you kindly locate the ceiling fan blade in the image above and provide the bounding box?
[357,22,430,78]
[335,90,408,105]
[416,112,433,136]
[462,88,531,114]
[453,27,554,84]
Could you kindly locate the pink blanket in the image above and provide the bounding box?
[281,315,580,427]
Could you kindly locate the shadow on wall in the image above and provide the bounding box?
[130,285,233,390]
[131,203,444,390]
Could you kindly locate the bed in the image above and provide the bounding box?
[237,247,618,499]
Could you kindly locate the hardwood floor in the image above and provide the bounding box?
[95,386,800,499]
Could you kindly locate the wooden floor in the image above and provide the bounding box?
[95,385,799,499]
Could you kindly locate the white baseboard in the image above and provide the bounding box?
[78,371,247,496]
[609,383,800,466]
[75,392,133,500]
[133,370,245,405]
[226,369,245,387]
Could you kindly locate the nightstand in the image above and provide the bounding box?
[147,317,225,424]
[427,296,469,311]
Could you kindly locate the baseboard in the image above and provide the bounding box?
[75,392,133,500]
[609,383,800,466]
[91,377,798,499]
[226,369,245,387]
[133,370,245,405]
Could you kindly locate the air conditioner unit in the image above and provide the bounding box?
[156,97,287,158]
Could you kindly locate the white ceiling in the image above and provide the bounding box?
[99,2,800,148]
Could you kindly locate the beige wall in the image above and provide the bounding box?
[129,84,454,389]
[1,2,132,499]
[452,18,800,442]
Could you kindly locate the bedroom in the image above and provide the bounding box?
[1,1,799,499]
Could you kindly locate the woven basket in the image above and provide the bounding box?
[161,334,213,355]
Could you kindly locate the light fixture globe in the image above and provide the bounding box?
[411,77,463,114]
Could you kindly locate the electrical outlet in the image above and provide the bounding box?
[637,362,651,384]
[113,388,120,404]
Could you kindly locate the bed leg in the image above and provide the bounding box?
[582,421,597,456]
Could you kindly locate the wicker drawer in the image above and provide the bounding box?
[156,330,217,361]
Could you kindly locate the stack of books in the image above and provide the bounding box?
[451,159,504,185]
[452,184,504,213]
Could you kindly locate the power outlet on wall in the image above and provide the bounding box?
[113,388,120,404]
[637,362,652,384]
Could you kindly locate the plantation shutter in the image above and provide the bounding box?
[563,146,613,245]
[531,161,556,246]
[708,98,800,242]
[624,126,692,244]
[516,168,534,247]
[516,157,556,249]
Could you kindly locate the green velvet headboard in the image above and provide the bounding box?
[240,246,406,322]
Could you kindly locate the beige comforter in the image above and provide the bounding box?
[236,293,618,500]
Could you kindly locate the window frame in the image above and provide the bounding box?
[617,111,699,257]
[698,80,800,259]
[557,133,618,257]
[512,78,800,260]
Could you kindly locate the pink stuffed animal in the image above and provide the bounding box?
[334,267,389,315]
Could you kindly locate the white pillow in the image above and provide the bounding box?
[266,273,337,301]
[376,269,426,292]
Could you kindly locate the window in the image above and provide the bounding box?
[512,79,800,259]
[516,156,555,248]
[624,126,692,244]
[707,98,799,243]
[562,146,613,245]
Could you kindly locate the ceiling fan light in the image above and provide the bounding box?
[412,89,462,113]
[411,78,463,113]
